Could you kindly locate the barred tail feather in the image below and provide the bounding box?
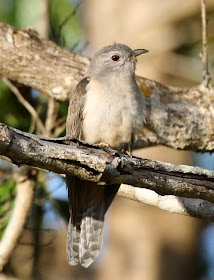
[67,218,80,266]
[67,201,105,268]
[79,202,104,267]
[66,175,119,267]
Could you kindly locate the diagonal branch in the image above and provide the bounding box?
[57,1,82,38]
[2,78,46,135]
[2,123,214,221]
[1,123,214,206]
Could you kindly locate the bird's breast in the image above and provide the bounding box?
[82,78,145,149]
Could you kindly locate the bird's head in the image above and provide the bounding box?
[87,43,148,79]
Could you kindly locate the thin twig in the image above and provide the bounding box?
[53,116,66,128]
[58,2,82,34]
[29,117,36,134]
[38,0,49,39]
[45,97,59,136]
[2,78,46,135]
[53,115,66,137]
[53,122,66,137]
[52,2,82,44]
[201,0,211,87]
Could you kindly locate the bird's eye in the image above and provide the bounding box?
[111,55,120,61]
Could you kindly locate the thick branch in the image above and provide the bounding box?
[0,23,214,151]
[1,123,214,207]
[0,23,88,102]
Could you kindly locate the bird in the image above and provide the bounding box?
[66,43,148,268]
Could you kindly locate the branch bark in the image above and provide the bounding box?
[1,123,214,213]
[0,23,214,151]
[0,23,88,102]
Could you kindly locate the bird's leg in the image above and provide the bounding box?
[121,144,132,157]
[124,150,132,157]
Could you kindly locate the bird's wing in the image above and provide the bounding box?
[66,77,89,139]
[66,77,119,267]
[66,77,89,266]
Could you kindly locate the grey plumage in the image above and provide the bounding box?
[66,43,148,267]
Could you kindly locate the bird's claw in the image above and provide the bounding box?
[98,142,110,148]
[121,149,132,157]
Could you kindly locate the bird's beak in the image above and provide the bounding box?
[133,49,149,57]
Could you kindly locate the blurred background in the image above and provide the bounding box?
[0,0,214,279]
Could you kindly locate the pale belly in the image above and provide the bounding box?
[82,80,144,150]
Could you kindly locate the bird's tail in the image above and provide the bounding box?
[66,176,119,268]
[67,201,105,268]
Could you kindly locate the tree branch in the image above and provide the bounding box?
[44,97,59,137]
[201,0,211,87]
[1,123,214,212]
[0,23,88,102]
[1,77,46,135]
[118,185,214,221]
[0,167,36,271]
[0,23,214,151]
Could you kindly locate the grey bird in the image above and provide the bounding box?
[66,43,148,268]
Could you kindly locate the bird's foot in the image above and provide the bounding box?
[96,142,120,157]
[125,150,132,157]
[121,149,132,157]
[98,142,110,148]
